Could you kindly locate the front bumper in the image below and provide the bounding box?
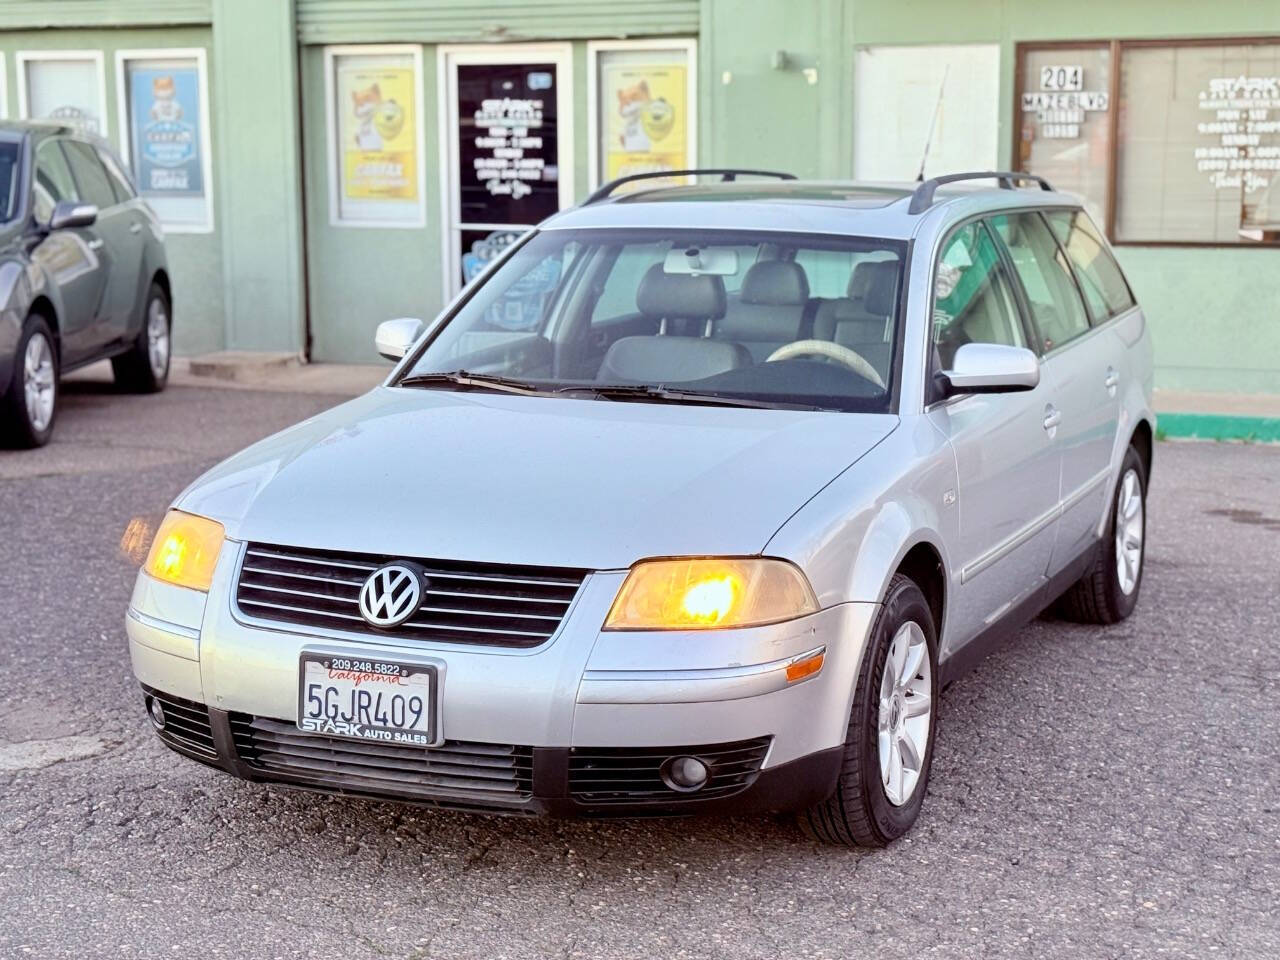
[128,545,876,817]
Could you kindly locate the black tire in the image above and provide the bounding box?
[112,281,171,393]
[1055,445,1147,624]
[799,574,939,847]
[1,314,59,449]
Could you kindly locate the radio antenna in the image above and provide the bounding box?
[916,65,949,183]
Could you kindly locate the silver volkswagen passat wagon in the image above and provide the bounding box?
[128,170,1153,846]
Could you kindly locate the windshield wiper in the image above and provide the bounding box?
[397,371,547,396]
[555,383,825,411]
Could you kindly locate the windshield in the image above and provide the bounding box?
[401,228,906,412]
[0,142,19,223]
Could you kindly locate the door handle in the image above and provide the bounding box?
[1043,405,1062,435]
[1104,367,1119,396]
[87,238,104,251]
[129,222,143,234]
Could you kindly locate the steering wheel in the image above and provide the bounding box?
[766,339,887,390]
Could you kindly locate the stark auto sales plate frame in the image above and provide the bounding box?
[296,650,440,747]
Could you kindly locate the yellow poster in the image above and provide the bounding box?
[602,63,688,183]
[337,61,417,202]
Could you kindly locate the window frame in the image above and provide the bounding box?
[60,136,120,211]
[1013,36,1280,249]
[15,49,109,138]
[585,38,699,193]
[114,47,215,234]
[1041,208,1137,325]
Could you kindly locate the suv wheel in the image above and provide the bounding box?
[799,573,938,847]
[1056,445,1147,624]
[112,282,171,393]
[2,314,58,448]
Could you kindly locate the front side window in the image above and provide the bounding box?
[401,228,906,413]
[1045,209,1135,320]
[932,220,1025,371]
[989,212,1091,351]
[33,140,79,224]
[60,140,117,210]
[0,142,20,223]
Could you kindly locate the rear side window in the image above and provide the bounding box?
[1045,210,1135,321]
[96,147,137,204]
[989,212,1091,352]
[33,140,79,224]
[61,140,118,210]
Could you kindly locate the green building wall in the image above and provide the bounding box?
[1,0,1277,396]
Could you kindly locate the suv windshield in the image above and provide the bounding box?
[0,142,19,222]
[401,228,906,412]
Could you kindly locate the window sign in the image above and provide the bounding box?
[17,51,107,136]
[589,42,695,190]
[1117,43,1280,243]
[326,46,425,227]
[1017,46,1112,224]
[117,50,213,232]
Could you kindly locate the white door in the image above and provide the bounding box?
[438,45,574,300]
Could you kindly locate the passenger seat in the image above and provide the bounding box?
[811,259,899,375]
[713,261,810,362]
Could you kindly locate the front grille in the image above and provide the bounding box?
[142,686,218,762]
[230,714,534,810]
[235,542,586,648]
[569,737,772,805]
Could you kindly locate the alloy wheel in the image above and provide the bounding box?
[1115,467,1144,595]
[147,298,170,379]
[878,621,932,806]
[23,332,55,433]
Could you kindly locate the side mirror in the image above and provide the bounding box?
[374,317,425,362]
[48,201,98,231]
[939,343,1040,396]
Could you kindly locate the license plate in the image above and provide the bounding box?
[296,652,437,746]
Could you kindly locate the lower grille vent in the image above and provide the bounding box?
[569,737,772,805]
[142,686,218,762]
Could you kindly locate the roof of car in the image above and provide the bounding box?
[545,177,1081,240]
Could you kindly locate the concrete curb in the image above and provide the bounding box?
[1159,413,1280,443]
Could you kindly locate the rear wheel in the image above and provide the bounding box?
[799,574,938,847]
[1055,445,1146,624]
[1,314,58,448]
[112,282,171,393]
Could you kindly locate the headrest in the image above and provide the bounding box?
[740,261,810,306]
[597,336,752,384]
[636,263,727,320]
[850,259,898,316]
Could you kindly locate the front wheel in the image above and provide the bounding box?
[1,314,58,448]
[113,282,171,393]
[799,574,938,847]
[1055,445,1146,624]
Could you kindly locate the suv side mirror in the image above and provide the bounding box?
[375,317,425,361]
[48,201,98,231]
[939,343,1040,396]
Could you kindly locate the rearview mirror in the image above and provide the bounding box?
[940,343,1039,396]
[374,317,425,361]
[48,201,98,231]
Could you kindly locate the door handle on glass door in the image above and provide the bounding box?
[1104,367,1119,396]
[1043,405,1062,436]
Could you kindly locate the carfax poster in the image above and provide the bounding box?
[128,63,203,198]
[336,58,418,208]
[601,63,688,182]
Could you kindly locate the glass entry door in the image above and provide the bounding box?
[441,46,574,299]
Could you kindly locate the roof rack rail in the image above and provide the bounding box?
[582,168,797,205]
[908,171,1053,215]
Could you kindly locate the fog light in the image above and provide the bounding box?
[661,755,709,792]
[147,696,166,730]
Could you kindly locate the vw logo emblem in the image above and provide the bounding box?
[358,563,425,628]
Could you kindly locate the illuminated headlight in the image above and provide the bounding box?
[603,558,819,631]
[143,510,225,592]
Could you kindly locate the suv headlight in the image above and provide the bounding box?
[143,510,225,592]
[604,558,819,631]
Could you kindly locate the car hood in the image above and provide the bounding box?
[176,387,897,570]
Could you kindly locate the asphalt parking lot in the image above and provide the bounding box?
[1,373,1277,960]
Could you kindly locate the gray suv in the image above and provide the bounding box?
[0,121,172,448]
[127,170,1153,846]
